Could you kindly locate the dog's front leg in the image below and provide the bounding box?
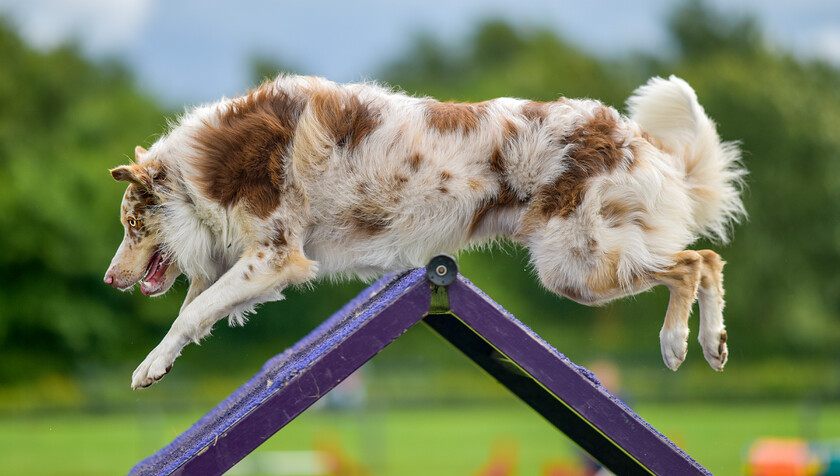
[131,246,317,389]
[179,276,211,314]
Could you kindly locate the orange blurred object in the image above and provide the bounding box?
[474,438,519,476]
[746,438,822,476]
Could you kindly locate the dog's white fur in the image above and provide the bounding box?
[104,75,745,389]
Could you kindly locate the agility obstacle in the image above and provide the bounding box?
[129,255,711,475]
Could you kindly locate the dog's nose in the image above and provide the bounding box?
[104,269,117,287]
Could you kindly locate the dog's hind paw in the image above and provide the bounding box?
[660,326,689,371]
[131,340,180,389]
[700,329,728,371]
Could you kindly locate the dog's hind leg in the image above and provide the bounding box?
[131,243,317,389]
[696,250,728,371]
[652,250,702,371]
[528,214,709,371]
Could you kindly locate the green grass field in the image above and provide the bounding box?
[1,402,838,475]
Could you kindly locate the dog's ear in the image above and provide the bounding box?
[112,146,166,191]
[111,164,140,183]
[111,146,155,185]
[110,164,154,190]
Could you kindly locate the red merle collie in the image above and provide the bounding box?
[104,75,745,389]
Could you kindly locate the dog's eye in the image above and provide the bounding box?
[127,217,138,228]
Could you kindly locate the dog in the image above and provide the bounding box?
[104,74,745,389]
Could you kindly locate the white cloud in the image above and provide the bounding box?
[813,27,840,65]
[0,0,154,53]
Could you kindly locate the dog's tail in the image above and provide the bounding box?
[626,75,746,243]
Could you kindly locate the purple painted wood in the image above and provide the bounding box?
[444,275,711,475]
[128,269,430,476]
[129,262,710,475]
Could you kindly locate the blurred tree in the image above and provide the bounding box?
[0,20,176,381]
[669,0,763,60]
[1,0,839,398]
[383,20,638,105]
[471,20,526,68]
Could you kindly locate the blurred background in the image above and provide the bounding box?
[1,0,839,474]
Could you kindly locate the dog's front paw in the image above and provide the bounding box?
[660,326,689,371]
[131,341,180,389]
[700,329,728,371]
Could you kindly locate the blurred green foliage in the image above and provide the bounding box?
[0,0,839,402]
[0,20,175,381]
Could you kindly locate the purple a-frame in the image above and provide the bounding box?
[129,256,711,476]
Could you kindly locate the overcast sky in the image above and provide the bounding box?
[1,0,839,106]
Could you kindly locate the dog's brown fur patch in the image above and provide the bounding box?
[501,117,518,143]
[489,146,506,176]
[407,152,423,172]
[394,173,410,186]
[521,101,550,123]
[271,222,288,249]
[426,101,487,134]
[308,88,381,150]
[349,199,392,235]
[522,108,626,231]
[600,200,652,231]
[467,142,529,235]
[190,83,305,219]
[468,182,527,236]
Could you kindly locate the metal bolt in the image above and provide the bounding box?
[426,254,458,287]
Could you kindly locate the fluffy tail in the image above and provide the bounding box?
[626,75,746,243]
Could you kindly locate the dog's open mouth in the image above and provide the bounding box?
[140,247,171,296]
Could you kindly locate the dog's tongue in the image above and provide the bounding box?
[141,251,169,295]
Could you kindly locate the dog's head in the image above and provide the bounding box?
[104,146,180,296]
